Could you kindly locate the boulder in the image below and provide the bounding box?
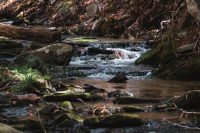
[175,90,200,109]
[0,123,22,133]
[108,90,133,97]
[108,74,128,83]
[16,43,73,66]
[84,114,145,128]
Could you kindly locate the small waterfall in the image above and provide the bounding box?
[69,41,152,79]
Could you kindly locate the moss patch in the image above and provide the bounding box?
[84,114,145,128]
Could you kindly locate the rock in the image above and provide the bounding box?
[83,84,106,93]
[84,114,145,128]
[0,123,22,133]
[44,92,103,102]
[113,97,161,104]
[87,48,114,55]
[175,90,200,109]
[122,106,145,113]
[60,101,73,110]
[108,74,129,83]
[130,48,141,51]
[16,43,73,66]
[39,103,58,115]
[108,90,133,97]
[176,43,195,53]
[14,118,44,131]
[0,39,24,58]
[55,113,83,128]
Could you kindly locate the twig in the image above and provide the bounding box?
[163,119,200,130]
[193,34,200,51]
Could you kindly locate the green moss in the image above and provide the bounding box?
[135,38,177,66]
[44,92,103,102]
[71,37,98,43]
[84,114,145,128]
[60,101,73,110]
[135,50,160,66]
[0,66,49,94]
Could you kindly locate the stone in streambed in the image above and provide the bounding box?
[175,90,200,109]
[108,74,128,83]
[84,114,145,128]
[114,96,161,104]
[39,103,58,115]
[44,92,103,102]
[83,84,106,93]
[108,90,133,97]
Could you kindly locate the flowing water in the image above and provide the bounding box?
[69,41,152,80]
[63,39,200,133]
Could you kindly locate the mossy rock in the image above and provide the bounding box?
[60,101,73,110]
[55,113,83,128]
[0,123,22,133]
[84,114,145,128]
[44,92,103,102]
[135,50,160,66]
[113,96,160,104]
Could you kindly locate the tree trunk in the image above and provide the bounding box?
[0,23,59,42]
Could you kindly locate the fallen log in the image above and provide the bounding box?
[0,23,59,42]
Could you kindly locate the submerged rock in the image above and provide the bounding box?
[108,74,129,83]
[0,123,22,133]
[84,114,145,128]
[44,92,103,102]
[83,84,106,93]
[108,90,133,97]
[175,90,200,109]
[114,96,161,104]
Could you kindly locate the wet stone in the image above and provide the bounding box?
[108,90,133,97]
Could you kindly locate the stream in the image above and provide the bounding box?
[62,38,200,133]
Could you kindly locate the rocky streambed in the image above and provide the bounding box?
[1,36,200,133]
